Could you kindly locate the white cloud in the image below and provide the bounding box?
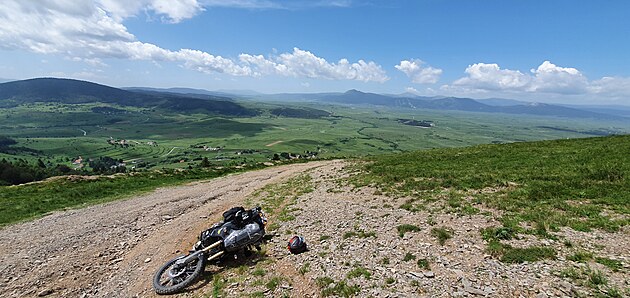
[405,87,420,95]
[395,59,442,84]
[444,61,630,101]
[529,61,588,94]
[0,0,386,82]
[452,63,531,90]
[240,48,389,82]
[589,77,630,99]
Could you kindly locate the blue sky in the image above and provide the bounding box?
[1,0,630,104]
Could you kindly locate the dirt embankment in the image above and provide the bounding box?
[0,161,332,298]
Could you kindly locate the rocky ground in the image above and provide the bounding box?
[0,160,628,297]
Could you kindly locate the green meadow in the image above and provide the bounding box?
[1,101,627,169]
[1,100,629,226]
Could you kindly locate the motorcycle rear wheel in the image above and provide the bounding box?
[153,253,207,295]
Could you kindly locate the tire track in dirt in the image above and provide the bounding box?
[0,161,333,298]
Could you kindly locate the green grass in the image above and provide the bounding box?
[298,262,311,275]
[481,226,517,241]
[347,267,371,279]
[485,239,556,263]
[252,267,266,277]
[317,277,360,298]
[595,257,622,271]
[211,275,226,298]
[587,270,608,288]
[0,166,258,226]
[403,252,416,262]
[567,251,593,263]
[356,136,630,235]
[417,258,430,270]
[397,224,421,238]
[430,227,454,245]
[265,276,285,291]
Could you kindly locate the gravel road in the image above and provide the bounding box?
[0,161,332,298]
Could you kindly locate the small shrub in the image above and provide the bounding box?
[385,277,395,285]
[417,258,430,270]
[358,230,377,238]
[486,240,505,257]
[347,267,371,279]
[299,262,311,275]
[563,240,573,248]
[606,286,623,298]
[500,246,556,263]
[381,257,389,265]
[567,251,593,263]
[481,226,515,241]
[430,227,453,245]
[397,224,421,238]
[343,231,357,239]
[319,235,331,241]
[316,277,335,288]
[403,252,416,262]
[558,267,580,280]
[321,281,360,297]
[266,276,284,291]
[595,257,622,272]
[252,268,266,276]
[587,270,607,288]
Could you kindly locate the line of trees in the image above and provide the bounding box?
[0,158,76,186]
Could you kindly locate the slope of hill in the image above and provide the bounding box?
[0,136,627,297]
[0,78,257,116]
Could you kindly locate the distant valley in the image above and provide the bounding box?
[0,78,628,179]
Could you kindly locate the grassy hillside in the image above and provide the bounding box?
[0,164,266,226]
[355,135,629,234]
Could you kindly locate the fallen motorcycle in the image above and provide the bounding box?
[152,206,267,295]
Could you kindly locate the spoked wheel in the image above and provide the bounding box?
[153,253,207,295]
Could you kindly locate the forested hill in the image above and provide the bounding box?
[0,78,257,116]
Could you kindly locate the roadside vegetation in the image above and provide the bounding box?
[0,164,263,226]
[354,135,630,263]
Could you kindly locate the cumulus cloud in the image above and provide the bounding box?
[443,61,630,101]
[448,61,590,94]
[452,63,531,90]
[529,61,588,94]
[395,59,442,84]
[0,0,386,82]
[240,48,389,82]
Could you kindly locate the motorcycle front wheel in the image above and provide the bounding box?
[153,253,207,295]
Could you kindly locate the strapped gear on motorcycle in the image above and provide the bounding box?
[223,206,246,224]
[287,235,307,254]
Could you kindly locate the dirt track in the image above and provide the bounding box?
[0,161,332,298]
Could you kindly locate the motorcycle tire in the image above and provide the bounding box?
[153,253,207,295]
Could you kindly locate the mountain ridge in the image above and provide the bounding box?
[0,78,257,116]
